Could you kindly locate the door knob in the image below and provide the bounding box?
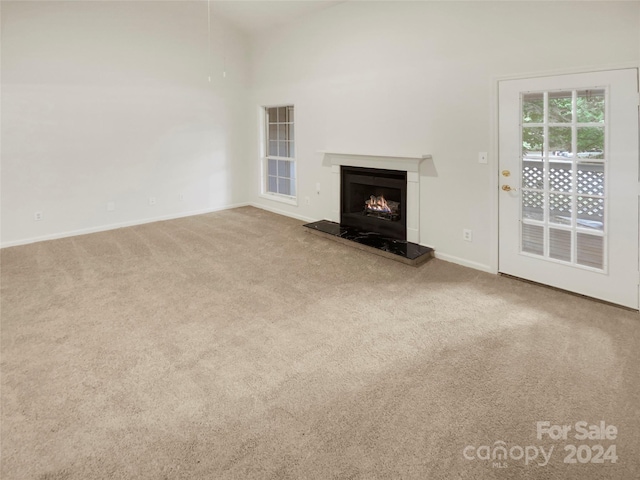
[501,185,518,192]
[502,170,511,177]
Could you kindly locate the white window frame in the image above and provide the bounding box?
[259,104,297,206]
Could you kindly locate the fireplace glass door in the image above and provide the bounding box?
[341,166,407,240]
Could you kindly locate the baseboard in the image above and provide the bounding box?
[249,207,496,274]
[250,202,317,224]
[432,251,495,274]
[0,203,250,249]
[3,201,495,275]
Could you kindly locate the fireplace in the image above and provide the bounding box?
[302,152,434,266]
[340,166,407,240]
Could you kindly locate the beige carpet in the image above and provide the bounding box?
[1,206,638,479]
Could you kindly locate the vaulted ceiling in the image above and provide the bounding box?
[212,0,345,35]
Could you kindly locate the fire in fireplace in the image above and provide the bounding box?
[364,195,400,220]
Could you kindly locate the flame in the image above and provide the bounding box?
[365,195,392,213]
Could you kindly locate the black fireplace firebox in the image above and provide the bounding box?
[340,166,407,241]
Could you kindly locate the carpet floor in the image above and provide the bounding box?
[1,206,638,479]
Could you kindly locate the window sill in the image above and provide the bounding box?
[259,193,298,207]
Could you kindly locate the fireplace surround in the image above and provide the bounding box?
[303,152,434,265]
[325,151,429,244]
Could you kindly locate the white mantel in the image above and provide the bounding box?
[322,152,431,244]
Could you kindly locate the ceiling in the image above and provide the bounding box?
[212,0,346,36]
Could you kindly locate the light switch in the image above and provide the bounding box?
[478,152,488,164]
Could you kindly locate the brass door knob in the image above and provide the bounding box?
[502,185,517,192]
[502,170,511,177]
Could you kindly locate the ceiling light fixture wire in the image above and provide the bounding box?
[207,0,212,82]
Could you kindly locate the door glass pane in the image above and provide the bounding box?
[548,91,572,123]
[577,196,604,231]
[522,190,543,221]
[517,86,608,271]
[549,228,571,262]
[549,193,572,225]
[523,93,544,123]
[577,163,604,196]
[522,160,544,189]
[522,127,543,156]
[549,162,572,192]
[576,233,604,269]
[549,127,572,156]
[576,89,605,123]
[269,141,278,157]
[577,127,604,159]
[522,224,544,255]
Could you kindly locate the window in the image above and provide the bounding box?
[263,105,295,200]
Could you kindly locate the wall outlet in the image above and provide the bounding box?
[107,201,115,211]
[478,152,488,164]
[463,229,473,242]
[304,196,310,205]
[34,211,43,221]
[149,197,156,205]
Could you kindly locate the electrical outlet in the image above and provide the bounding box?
[34,211,43,221]
[149,197,156,206]
[304,196,310,205]
[107,201,115,211]
[463,229,473,242]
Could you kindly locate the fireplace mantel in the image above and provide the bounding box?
[322,151,432,244]
[321,151,431,173]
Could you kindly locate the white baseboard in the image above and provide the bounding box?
[250,202,317,224]
[432,251,495,274]
[249,207,497,274]
[3,204,497,279]
[0,203,250,249]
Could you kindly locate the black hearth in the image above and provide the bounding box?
[341,166,407,240]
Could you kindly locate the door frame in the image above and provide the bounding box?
[489,63,640,284]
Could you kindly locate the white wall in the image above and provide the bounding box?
[248,1,640,271]
[1,1,250,247]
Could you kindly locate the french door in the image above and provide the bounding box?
[498,69,639,309]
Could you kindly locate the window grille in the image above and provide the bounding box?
[520,89,607,271]
[264,106,295,198]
